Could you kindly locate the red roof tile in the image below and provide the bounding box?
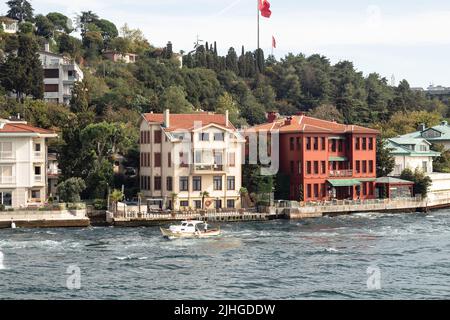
[249,115,379,134]
[143,113,234,131]
[0,122,56,135]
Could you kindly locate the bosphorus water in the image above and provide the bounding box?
[0,210,449,299]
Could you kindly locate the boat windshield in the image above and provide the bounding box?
[181,223,187,227]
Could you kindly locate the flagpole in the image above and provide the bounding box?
[257,0,260,50]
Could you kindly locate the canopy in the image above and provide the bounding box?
[328,179,361,187]
[329,156,348,162]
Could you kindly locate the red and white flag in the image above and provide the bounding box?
[258,0,272,18]
[272,36,276,48]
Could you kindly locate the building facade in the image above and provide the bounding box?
[103,51,138,64]
[400,121,450,150]
[0,17,18,34]
[39,45,84,105]
[249,113,379,202]
[0,119,57,208]
[387,137,440,176]
[139,110,245,211]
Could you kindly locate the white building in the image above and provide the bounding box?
[0,118,57,209]
[139,110,246,211]
[400,121,450,150]
[103,50,138,64]
[0,17,19,34]
[39,44,84,105]
[387,137,440,176]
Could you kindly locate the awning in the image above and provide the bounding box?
[329,156,348,162]
[328,179,361,187]
[358,178,376,182]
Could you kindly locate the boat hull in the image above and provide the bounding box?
[160,227,221,239]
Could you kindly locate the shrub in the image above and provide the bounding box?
[57,178,86,203]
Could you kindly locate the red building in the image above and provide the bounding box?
[249,113,379,202]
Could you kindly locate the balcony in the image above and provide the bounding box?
[329,170,353,177]
[0,176,15,184]
[0,152,14,160]
[191,164,227,174]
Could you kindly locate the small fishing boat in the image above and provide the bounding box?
[160,220,221,239]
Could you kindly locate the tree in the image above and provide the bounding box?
[431,143,450,173]
[70,81,90,113]
[77,11,99,36]
[160,86,194,113]
[110,189,124,214]
[225,47,238,74]
[400,168,431,198]
[94,19,118,45]
[309,104,344,122]
[376,138,395,177]
[0,34,43,101]
[47,12,73,33]
[200,191,210,209]
[6,0,33,22]
[57,178,86,203]
[215,92,245,127]
[34,14,54,39]
[57,33,83,59]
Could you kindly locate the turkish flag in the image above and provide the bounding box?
[272,36,276,48]
[259,0,272,18]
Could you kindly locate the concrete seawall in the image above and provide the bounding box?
[0,209,90,229]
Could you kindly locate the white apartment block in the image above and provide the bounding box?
[0,118,57,208]
[39,44,84,105]
[139,110,245,211]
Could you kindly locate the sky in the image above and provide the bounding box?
[1,0,450,88]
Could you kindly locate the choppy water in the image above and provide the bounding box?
[0,210,449,299]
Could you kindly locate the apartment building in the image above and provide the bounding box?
[250,113,379,202]
[39,44,84,105]
[139,110,245,211]
[0,118,57,208]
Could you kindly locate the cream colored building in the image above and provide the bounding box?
[139,110,245,211]
[0,119,57,208]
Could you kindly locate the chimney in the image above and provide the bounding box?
[418,123,426,132]
[285,116,293,126]
[225,109,229,127]
[267,111,277,123]
[44,42,50,52]
[164,109,170,128]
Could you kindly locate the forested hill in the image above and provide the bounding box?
[0,1,448,199]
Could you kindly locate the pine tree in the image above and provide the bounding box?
[6,0,34,22]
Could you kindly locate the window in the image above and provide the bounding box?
[356,161,361,174]
[31,190,40,199]
[199,133,209,141]
[290,137,295,151]
[214,132,224,141]
[321,137,326,150]
[166,176,173,191]
[369,137,374,150]
[306,137,311,150]
[369,160,374,173]
[215,199,222,209]
[180,201,189,207]
[154,153,161,167]
[0,166,13,184]
[331,139,337,152]
[362,161,367,173]
[154,176,161,191]
[306,161,312,175]
[227,176,235,190]
[179,152,189,167]
[355,138,361,150]
[420,145,428,152]
[154,130,162,143]
[214,151,223,166]
[35,166,41,175]
[34,143,41,152]
[290,161,294,174]
[338,140,343,152]
[168,152,172,167]
[44,84,59,92]
[227,199,235,209]
[0,191,12,206]
[195,150,202,163]
[321,183,327,197]
[422,161,428,173]
[369,183,374,195]
[296,137,301,150]
[321,161,326,174]
[213,176,223,190]
[313,137,319,150]
[297,161,301,174]
[179,177,189,191]
[363,182,367,195]
[44,69,59,78]
[314,161,319,174]
[0,142,13,159]
[314,184,319,198]
[307,184,312,198]
[362,138,367,150]
[193,176,202,191]
[194,200,202,209]
[228,152,236,167]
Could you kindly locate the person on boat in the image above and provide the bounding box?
[203,223,208,233]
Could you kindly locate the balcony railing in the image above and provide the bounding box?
[329,170,353,177]
[34,175,43,183]
[0,176,15,184]
[192,164,226,173]
[0,152,14,160]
